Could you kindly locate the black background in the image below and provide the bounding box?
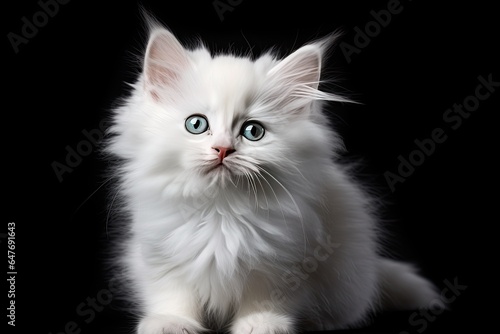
[4,0,498,333]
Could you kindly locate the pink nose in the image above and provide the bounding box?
[213,147,235,161]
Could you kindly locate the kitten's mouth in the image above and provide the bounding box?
[202,157,246,180]
[205,161,231,175]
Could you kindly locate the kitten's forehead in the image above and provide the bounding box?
[197,55,271,122]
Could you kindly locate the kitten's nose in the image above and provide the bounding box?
[212,146,235,161]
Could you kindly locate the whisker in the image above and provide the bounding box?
[71,177,113,221]
[254,170,288,233]
[257,166,307,256]
[106,188,121,239]
[246,170,259,207]
[252,170,270,213]
[222,156,308,253]
[235,174,242,188]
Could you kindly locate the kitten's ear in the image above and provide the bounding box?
[267,44,322,91]
[263,35,352,113]
[263,44,324,114]
[143,28,189,101]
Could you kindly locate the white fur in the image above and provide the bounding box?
[106,25,438,334]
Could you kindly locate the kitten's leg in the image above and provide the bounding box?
[231,274,294,334]
[137,278,203,334]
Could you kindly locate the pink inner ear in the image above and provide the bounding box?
[146,63,179,102]
[147,60,180,86]
[144,29,189,101]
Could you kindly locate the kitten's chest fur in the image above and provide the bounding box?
[145,185,297,267]
[136,181,316,305]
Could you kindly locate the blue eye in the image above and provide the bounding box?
[185,115,209,134]
[241,121,265,141]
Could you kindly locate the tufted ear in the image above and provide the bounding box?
[263,35,353,114]
[143,28,190,101]
[267,43,322,92]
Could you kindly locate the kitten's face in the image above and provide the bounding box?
[143,55,302,191]
[166,55,273,185]
[113,28,346,196]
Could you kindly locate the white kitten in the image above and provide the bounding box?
[106,21,438,334]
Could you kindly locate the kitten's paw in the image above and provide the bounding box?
[231,311,294,334]
[138,314,203,334]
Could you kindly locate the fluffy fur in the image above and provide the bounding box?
[106,22,438,334]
